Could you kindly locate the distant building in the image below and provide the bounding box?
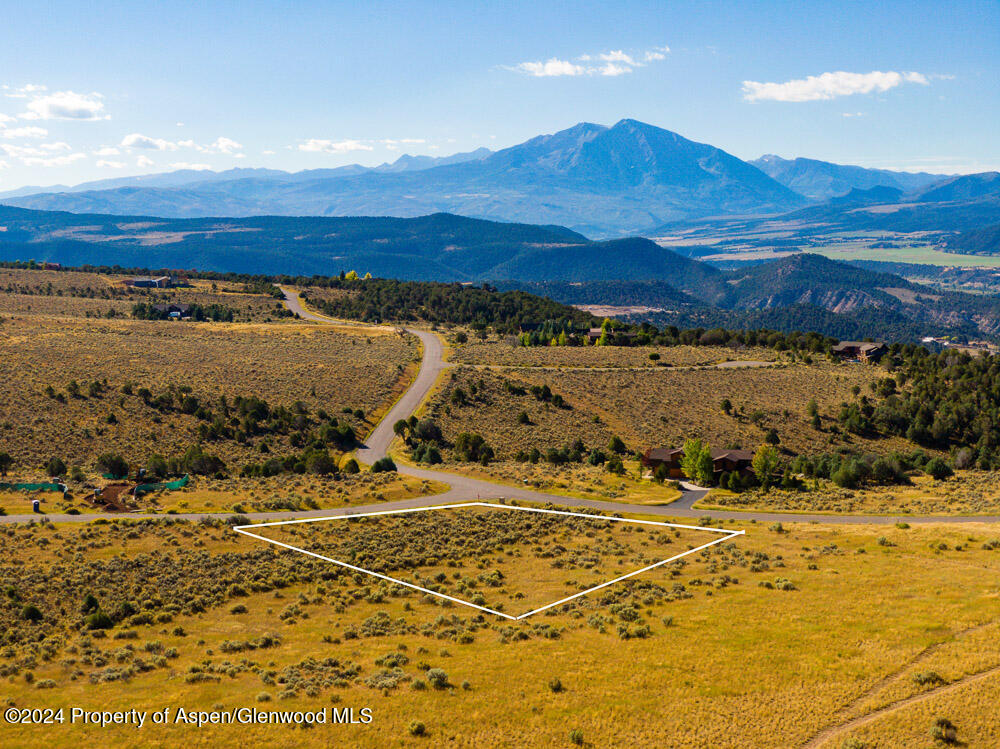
[42,262,61,270]
[831,341,887,363]
[641,447,755,479]
[152,303,192,318]
[126,275,172,288]
[586,327,636,343]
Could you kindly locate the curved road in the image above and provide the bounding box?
[3,289,997,527]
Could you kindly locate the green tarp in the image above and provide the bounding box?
[0,482,66,492]
[133,475,190,496]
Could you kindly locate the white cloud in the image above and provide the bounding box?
[1,126,48,139]
[96,159,126,168]
[262,149,276,155]
[509,43,669,77]
[598,63,632,77]
[1,142,71,160]
[2,83,47,99]
[122,133,179,151]
[168,161,212,170]
[644,45,670,62]
[23,90,107,120]
[136,155,154,167]
[742,70,929,102]
[93,146,120,156]
[21,152,86,167]
[514,58,588,77]
[599,50,637,66]
[0,113,15,124]
[206,136,242,154]
[298,138,373,153]
[842,112,865,117]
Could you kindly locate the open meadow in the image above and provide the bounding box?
[1,511,999,747]
[422,359,902,461]
[700,470,1000,516]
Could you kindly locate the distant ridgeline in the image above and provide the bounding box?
[0,260,847,355]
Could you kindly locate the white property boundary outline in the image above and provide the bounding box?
[233,502,745,621]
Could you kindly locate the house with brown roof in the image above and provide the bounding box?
[641,446,755,479]
[831,341,887,363]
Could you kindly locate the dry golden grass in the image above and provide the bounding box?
[416,459,683,505]
[255,504,709,614]
[2,514,999,747]
[450,340,782,368]
[701,471,1000,515]
[0,473,449,516]
[0,269,288,322]
[0,313,418,476]
[425,361,897,461]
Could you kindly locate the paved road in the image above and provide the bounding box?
[3,290,998,527]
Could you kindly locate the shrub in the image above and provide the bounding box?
[371,457,397,473]
[548,677,564,693]
[85,611,114,630]
[95,453,129,479]
[45,456,67,477]
[21,604,43,622]
[931,717,958,744]
[342,458,360,474]
[453,432,493,464]
[569,729,584,746]
[925,458,953,481]
[408,721,426,737]
[426,668,449,689]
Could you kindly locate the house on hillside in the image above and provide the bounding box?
[641,446,755,480]
[586,327,636,343]
[126,275,173,288]
[153,303,192,319]
[831,341,887,363]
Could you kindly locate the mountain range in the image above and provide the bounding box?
[750,155,943,200]
[2,118,978,237]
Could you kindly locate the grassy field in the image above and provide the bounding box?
[0,473,449,516]
[0,268,292,321]
[0,314,418,478]
[2,511,999,747]
[398,459,684,505]
[699,471,1000,516]
[423,360,902,461]
[450,340,782,368]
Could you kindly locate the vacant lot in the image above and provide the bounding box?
[425,361,898,461]
[1,513,999,747]
[0,314,418,477]
[251,504,716,614]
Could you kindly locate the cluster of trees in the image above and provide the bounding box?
[119,385,360,452]
[304,277,593,334]
[240,449,361,478]
[131,302,237,322]
[95,445,226,480]
[513,435,628,474]
[821,347,1000,470]
[394,417,443,464]
[788,449,952,489]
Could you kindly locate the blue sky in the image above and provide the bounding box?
[0,0,997,188]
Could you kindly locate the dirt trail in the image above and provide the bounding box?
[803,621,1000,748]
